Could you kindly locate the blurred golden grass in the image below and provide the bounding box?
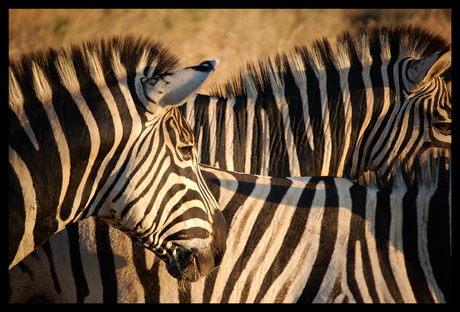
[9,9,451,94]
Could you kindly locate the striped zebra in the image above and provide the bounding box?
[9,36,227,281]
[180,25,451,179]
[9,151,451,303]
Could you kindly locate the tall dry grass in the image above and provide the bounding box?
[9,9,451,93]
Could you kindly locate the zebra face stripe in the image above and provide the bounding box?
[362,52,451,181]
[9,36,226,281]
[99,107,226,282]
[370,75,450,178]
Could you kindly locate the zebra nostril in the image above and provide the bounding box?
[165,246,199,281]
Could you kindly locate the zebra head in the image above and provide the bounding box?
[363,47,451,180]
[98,59,227,282]
[9,36,227,278]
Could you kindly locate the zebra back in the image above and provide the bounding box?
[9,151,450,303]
[181,25,451,179]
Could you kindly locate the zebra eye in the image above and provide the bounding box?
[179,146,193,158]
[434,123,451,135]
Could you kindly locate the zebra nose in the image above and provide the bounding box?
[164,210,227,282]
[166,246,200,282]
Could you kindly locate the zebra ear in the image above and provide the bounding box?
[140,60,219,110]
[406,48,451,91]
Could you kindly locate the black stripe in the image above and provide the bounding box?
[41,240,62,294]
[346,58,367,167]
[213,97,228,170]
[157,204,208,241]
[346,184,367,302]
[285,70,315,176]
[165,227,210,242]
[402,183,434,303]
[88,129,144,217]
[253,176,317,302]
[325,61,347,175]
[67,223,89,303]
[10,63,62,250]
[373,62,423,177]
[297,177,339,302]
[127,71,148,124]
[349,65,384,179]
[263,92,290,177]
[378,96,420,179]
[220,177,291,303]
[132,239,161,303]
[362,55,398,176]
[232,97,248,173]
[84,59,135,217]
[201,170,258,303]
[95,219,118,303]
[49,79,91,223]
[402,185,433,302]
[250,96,265,174]
[192,95,211,165]
[427,158,451,302]
[112,127,155,205]
[351,187,380,303]
[374,188,403,302]
[305,65,325,176]
[131,155,180,228]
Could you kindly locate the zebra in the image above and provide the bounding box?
[180,25,451,179]
[9,36,227,282]
[9,151,451,303]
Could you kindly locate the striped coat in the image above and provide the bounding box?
[181,25,451,179]
[9,152,451,303]
[9,37,227,281]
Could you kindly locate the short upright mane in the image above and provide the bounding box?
[9,36,178,106]
[210,25,450,98]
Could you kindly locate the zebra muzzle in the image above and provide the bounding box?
[165,210,227,282]
[166,246,200,282]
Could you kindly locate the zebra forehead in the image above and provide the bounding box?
[210,25,450,99]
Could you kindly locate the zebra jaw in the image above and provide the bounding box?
[139,59,219,111]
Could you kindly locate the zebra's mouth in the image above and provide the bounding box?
[166,246,201,282]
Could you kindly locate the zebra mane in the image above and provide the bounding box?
[209,25,450,98]
[355,149,450,192]
[9,35,179,106]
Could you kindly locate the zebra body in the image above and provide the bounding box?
[181,25,451,179]
[9,37,227,281]
[9,153,451,303]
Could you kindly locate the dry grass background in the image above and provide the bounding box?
[9,9,451,94]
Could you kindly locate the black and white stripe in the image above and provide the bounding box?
[180,25,451,179]
[9,36,227,281]
[9,151,451,303]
